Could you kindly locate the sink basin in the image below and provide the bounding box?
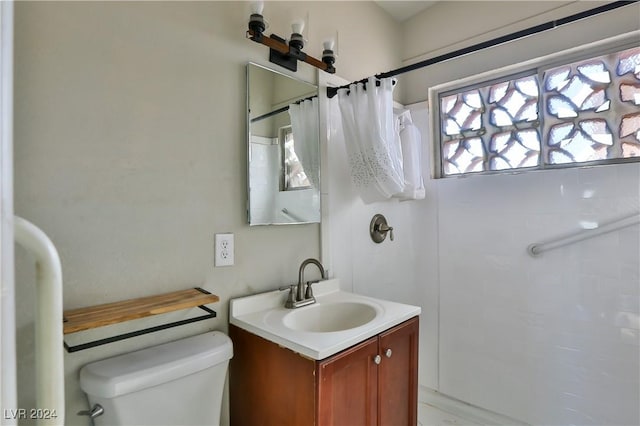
[282,302,377,332]
[230,278,421,359]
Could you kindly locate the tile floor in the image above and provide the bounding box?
[418,402,482,426]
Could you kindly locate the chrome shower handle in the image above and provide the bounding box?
[378,223,394,241]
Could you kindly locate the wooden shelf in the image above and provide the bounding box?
[63,288,219,335]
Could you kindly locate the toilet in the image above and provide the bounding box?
[79,331,233,426]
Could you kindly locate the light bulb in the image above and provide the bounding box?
[248,0,267,36]
[291,19,305,35]
[250,1,264,15]
[321,36,336,73]
[323,38,335,51]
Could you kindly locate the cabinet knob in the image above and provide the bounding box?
[385,348,392,358]
[374,355,382,365]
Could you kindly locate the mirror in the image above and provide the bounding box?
[247,63,321,225]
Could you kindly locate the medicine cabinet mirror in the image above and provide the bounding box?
[247,63,320,225]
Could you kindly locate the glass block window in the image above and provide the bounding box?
[440,74,541,175]
[435,44,640,177]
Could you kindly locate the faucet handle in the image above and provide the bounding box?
[304,280,320,299]
[280,284,297,308]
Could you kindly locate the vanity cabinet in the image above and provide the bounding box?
[229,316,419,426]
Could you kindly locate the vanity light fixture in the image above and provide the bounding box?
[247,1,267,36]
[246,1,336,74]
[289,18,305,51]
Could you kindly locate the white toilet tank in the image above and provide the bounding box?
[79,331,233,426]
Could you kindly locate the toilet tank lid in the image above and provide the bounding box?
[79,331,233,398]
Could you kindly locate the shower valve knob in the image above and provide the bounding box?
[384,226,394,241]
[370,214,394,243]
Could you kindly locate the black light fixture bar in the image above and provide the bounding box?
[326,0,636,98]
[247,29,335,74]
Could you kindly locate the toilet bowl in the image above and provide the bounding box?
[79,331,233,426]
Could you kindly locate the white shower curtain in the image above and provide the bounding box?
[336,77,405,203]
[288,98,320,188]
[396,110,425,201]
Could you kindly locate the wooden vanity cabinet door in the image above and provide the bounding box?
[316,336,379,426]
[378,316,419,426]
[229,325,316,426]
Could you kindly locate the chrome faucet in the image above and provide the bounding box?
[283,258,327,309]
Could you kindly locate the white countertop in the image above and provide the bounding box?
[229,279,421,360]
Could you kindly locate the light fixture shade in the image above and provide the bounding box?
[291,19,305,35]
[323,38,335,52]
[250,1,264,15]
[289,19,306,50]
[248,1,268,36]
[321,37,336,73]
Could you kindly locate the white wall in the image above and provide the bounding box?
[326,1,640,425]
[436,163,639,425]
[12,2,401,424]
[399,1,640,105]
[408,2,638,425]
[248,139,278,223]
[249,139,319,224]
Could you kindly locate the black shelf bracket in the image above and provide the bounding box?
[63,288,217,353]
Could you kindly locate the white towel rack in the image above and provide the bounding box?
[528,212,640,257]
[13,217,65,425]
[281,208,305,222]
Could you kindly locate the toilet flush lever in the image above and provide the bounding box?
[78,404,104,419]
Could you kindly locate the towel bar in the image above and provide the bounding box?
[528,212,640,257]
[63,287,219,352]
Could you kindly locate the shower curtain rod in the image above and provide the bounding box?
[250,94,318,123]
[326,0,637,98]
[250,104,290,123]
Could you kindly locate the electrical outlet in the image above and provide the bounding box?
[215,233,234,267]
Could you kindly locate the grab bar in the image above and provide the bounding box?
[281,208,305,222]
[528,212,640,257]
[14,217,65,425]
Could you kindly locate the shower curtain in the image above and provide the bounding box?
[396,110,425,201]
[335,77,409,203]
[288,98,320,188]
